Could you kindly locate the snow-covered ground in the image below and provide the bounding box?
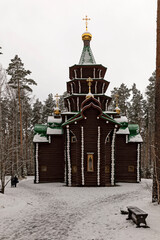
[0,177,160,240]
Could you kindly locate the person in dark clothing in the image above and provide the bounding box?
[11,175,19,187]
[14,176,19,187]
[11,176,15,187]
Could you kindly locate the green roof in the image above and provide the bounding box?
[79,45,96,65]
[34,124,47,135]
[128,124,139,136]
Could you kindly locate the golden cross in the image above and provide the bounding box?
[83,15,90,31]
[54,93,60,108]
[86,77,93,93]
[115,94,119,107]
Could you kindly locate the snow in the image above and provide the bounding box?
[86,92,94,98]
[116,127,130,134]
[47,116,62,124]
[129,134,143,143]
[115,116,128,123]
[61,112,78,115]
[1,178,160,240]
[33,133,48,142]
[47,127,63,135]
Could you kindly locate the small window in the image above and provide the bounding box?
[71,136,77,143]
[128,166,134,172]
[87,154,94,172]
[41,165,47,172]
[106,136,110,143]
[105,165,110,173]
[72,166,77,173]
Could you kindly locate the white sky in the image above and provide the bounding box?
[0,0,157,102]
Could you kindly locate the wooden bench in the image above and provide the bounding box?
[127,206,148,227]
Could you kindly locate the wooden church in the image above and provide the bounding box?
[33,17,143,186]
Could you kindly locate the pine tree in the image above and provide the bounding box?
[59,92,68,112]
[42,93,55,122]
[141,72,155,178]
[110,83,131,115]
[32,98,43,126]
[128,83,144,128]
[6,55,37,177]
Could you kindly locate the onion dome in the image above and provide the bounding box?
[115,106,121,115]
[54,107,61,116]
[82,32,92,41]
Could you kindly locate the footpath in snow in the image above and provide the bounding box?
[0,177,160,240]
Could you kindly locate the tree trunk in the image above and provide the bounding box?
[153,0,160,202]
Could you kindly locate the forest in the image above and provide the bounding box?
[0,53,155,193]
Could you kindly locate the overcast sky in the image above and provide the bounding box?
[0,0,157,102]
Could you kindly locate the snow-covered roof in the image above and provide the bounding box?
[116,127,130,135]
[33,134,49,143]
[115,116,128,123]
[47,127,63,135]
[103,111,117,114]
[61,112,78,115]
[129,134,143,143]
[47,116,62,124]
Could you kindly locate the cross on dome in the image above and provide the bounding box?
[114,94,119,107]
[114,94,121,114]
[83,15,91,31]
[54,93,61,108]
[86,77,94,99]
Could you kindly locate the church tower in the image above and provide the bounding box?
[64,16,111,113]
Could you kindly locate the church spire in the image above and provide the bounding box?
[79,15,96,65]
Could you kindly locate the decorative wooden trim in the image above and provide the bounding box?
[81,126,85,185]
[74,69,77,78]
[126,135,128,144]
[35,143,39,183]
[93,68,96,78]
[80,68,82,78]
[78,81,81,93]
[105,99,108,111]
[102,83,105,94]
[64,145,67,184]
[111,128,116,185]
[97,126,100,186]
[105,131,112,144]
[67,99,71,112]
[73,82,76,93]
[95,81,97,94]
[98,97,100,102]
[67,126,71,186]
[137,144,140,182]
[99,69,102,78]
[81,102,102,118]
[49,135,51,143]
[77,97,79,111]
[71,83,73,93]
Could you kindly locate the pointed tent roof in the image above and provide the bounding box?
[79,30,96,65]
[79,43,96,65]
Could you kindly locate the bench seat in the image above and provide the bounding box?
[127,206,148,227]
